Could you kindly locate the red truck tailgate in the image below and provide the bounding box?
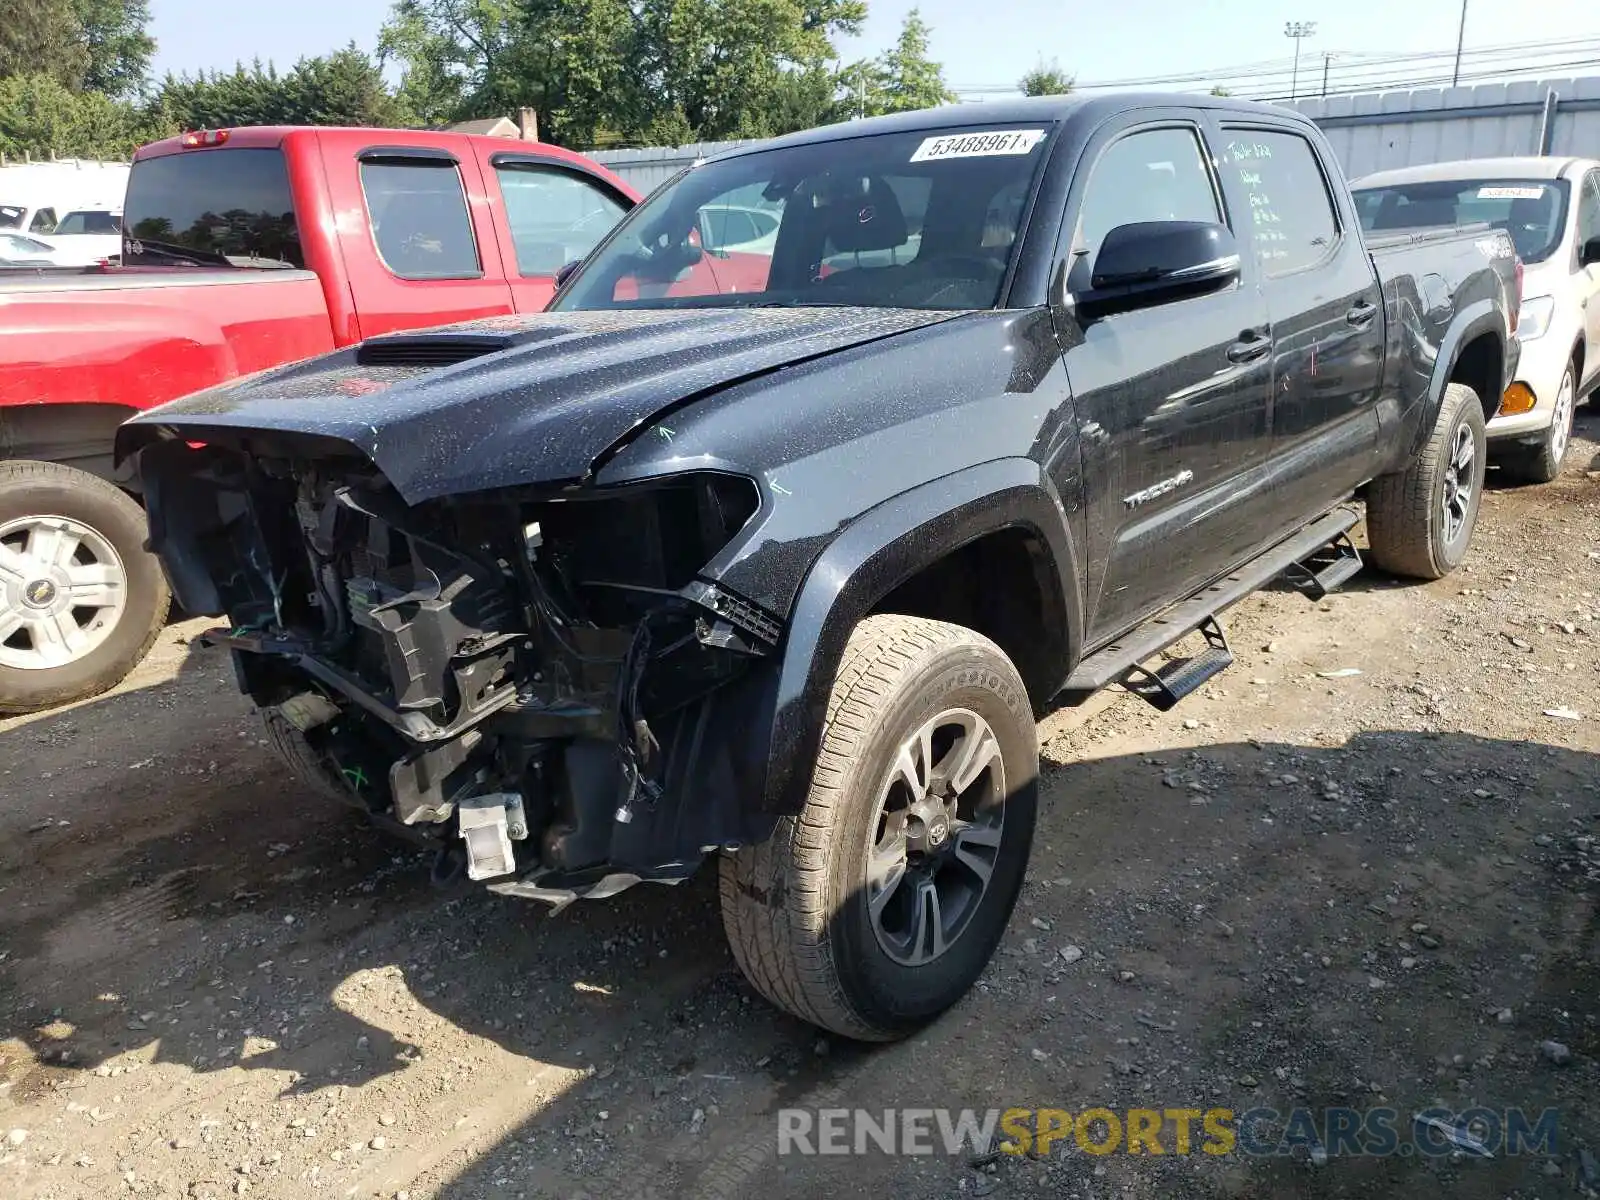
[0,271,336,411]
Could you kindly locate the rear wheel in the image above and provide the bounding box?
[719,614,1038,1040]
[0,461,169,713]
[1366,382,1487,580]
[1501,362,1576,485]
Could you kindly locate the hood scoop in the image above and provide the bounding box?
[356,332,516,369]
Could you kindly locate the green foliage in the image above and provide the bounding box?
[0,72,171,160]
[75,0,156,97]
[0,0,89,89]
[873,9,954,113]
[1019,59,1073,98]
[156,47,414,130]
[1208,84,1231,97]
[839,8,955,120]
[379,0,880,147]
[0,0,963,160]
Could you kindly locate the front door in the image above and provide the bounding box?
[1578,169,1600,392]
[475,149,634,313]
[1213,122,1384,514]
[1054,117,1275,645]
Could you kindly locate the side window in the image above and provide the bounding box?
[30,208,57,234]
[493,162,629,277]
[1075,127,1221,275]
[698,182,784,256]
[359,158,482,280]
[1218,129,1338,276]
[1578,171,1600,247]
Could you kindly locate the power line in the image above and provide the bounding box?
[950,32,1600,98]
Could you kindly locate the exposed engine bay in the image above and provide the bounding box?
[138,438,783,907]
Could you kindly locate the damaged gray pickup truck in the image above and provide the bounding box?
[118,94,1521,1040]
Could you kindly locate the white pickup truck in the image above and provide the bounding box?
[1353,156,1600,483]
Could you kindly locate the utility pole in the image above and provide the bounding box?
[1285,21,1317,101]
[1452,0,1469,86]
[1321,52,1335,97]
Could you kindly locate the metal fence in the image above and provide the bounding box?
[1289,75,1600,180]
[589,75,1600,190]
[589,141,762,193]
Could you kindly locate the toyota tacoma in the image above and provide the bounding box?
[118,94,1521,1040]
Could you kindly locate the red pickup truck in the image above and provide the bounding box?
[0,125,640,713]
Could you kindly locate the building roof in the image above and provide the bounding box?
[446,117,520,138]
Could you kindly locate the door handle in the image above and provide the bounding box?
[1226,331,1271,364]
[1346,299,1378,328]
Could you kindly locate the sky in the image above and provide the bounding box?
[148,0,1600,102]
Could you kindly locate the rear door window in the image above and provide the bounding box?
[360,157,483,280]
[491,162,628,276]
[1218,129,1339,276]
[123,148,302,267]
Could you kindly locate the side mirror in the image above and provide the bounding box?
[1581,236,1600,268]
[555,259,583,288]
[1077,220,1241,313]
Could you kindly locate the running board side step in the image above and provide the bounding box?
[1057,506,1361,707]
[1279,530,1363,601]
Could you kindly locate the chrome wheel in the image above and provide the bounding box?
[866,707,1007,966]
[0,514,128,671]
[1441,422,1475,545]
[1549,369,1574,469]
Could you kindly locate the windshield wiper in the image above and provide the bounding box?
[751,299,848,308]
[124,239,234,267]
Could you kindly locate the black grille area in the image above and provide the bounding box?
[355,336,511,368]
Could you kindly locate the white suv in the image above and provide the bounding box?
[1354,156,1600,483]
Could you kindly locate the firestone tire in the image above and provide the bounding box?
[0,460,170,714]
[1365,382,1487,580]
[719,614,1038,1041]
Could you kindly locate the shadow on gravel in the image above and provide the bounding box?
[3,719,1596,1199]
[432,729,1598,1200]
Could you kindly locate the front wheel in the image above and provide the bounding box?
[719,614,1038,1041]
[1366,382,1487,580]
[0,461,170,713]
[1501,362,1576,485]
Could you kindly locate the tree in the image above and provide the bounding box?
[74,0,156,97]
[1019,58,1073,98]
[1209,84,1231,97]
[154,48,413,131]
[0,72,170,159]
[379,0,872,146]
[0,0,89,90]
[873,9,954,114]
[840,9,955,120]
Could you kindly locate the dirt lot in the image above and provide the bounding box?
[3,412,1599,1200]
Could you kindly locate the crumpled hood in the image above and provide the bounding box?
[119,307,959,503]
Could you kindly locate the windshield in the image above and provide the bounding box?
[122,148,302,268]
[55,210,121,235]
[1353,178,1571,263]
[554,125,1054,312]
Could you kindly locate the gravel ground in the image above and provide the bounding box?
[2,410,1598,1200]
